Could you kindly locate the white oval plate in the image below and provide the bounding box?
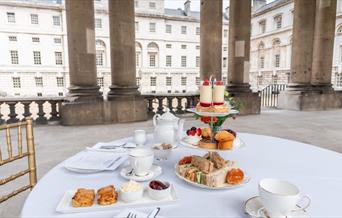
[120,165,162,182]
[180,136,246,152]
[175,165,250,190]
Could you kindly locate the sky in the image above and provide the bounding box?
[164,0,275,12]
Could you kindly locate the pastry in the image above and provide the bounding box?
[201,127,212,139]
[97,185,118,205]
[213,80,225,105]
[199,80,212,107]
[198,139,217,149]
[71,188,95,207]
[214,131,235,150]
[226,168,244,185]
[218,141,234,150]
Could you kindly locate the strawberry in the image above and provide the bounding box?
[189,130,196,136]
[196,128,202,136]
[186,129,191,136]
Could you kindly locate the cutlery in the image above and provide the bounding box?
[126,168,134,176]
[100,143,127,149]
[147,207,161,218]
[127,212,137,218]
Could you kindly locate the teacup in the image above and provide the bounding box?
[258,178,311,217]
[129,148,154,177]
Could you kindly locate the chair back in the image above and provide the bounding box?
[0,118,37,203]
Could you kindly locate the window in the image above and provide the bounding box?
[37,92,42,97]
[135,1,138,7]
[274,15,282,29]
[166,24,172,33]
[260,56,265,69]
[224,29,228,37]
[33,51,41,65]
[149,2,156,9]
[166,55,172,67]
[259,20,266,34]
[181,26,187,34]
[54,38,61,44]
[96,51,104,66]
[135,22,139,32]
[196,45,200,50]
[340,46,342,62]
[166,44,172,48]
[223,77,227,84]
[31,14,39,24]
[223,57,227,68]
[57,77,64,87]
[10,50,19,64]
[32,37,40,43]
[35,77,43,87]
[275,54,280,68]
[149,54,156,67]
[196,77,201,85]
[181,44,187,49]
[7,12,15,23]
[53,16,60,26]
[136,77,141,86]
[196,56,200,68]
[149,22,156,32]
[58,92,63,96]
[97,77,104,87]
[150,77,156,86]
[223,47,227,51]
[337,26,342,35]
[9,36,17,41]
[181,56,187,67]
[166,77,172,86]
[196,27,200,35]
[55,52,63,65]
[12,77,21,88]
[136,52,140,66]
[95,18,102,28]
[181,77,187,86]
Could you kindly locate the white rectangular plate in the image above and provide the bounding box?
[56,186,178,214]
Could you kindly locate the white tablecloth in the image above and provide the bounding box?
[21,133,342,218]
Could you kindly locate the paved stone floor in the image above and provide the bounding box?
[1,109,342,217]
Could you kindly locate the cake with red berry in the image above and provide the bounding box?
[196,80,229,113]
[183,127,202,146]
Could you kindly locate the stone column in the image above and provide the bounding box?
[279,0,342,110]
[107,0,139,99]
[287,0,316,91]
[200,0,222,80]
[106,0,147,122]
[227,0,260,114]
[61,0,104,125]
[311,0,337,89]
[64,0,101,101]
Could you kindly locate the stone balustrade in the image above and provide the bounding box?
[0,94,199,125]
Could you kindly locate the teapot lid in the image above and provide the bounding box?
[159,108,178,120]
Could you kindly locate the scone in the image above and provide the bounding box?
[97,185,118,205]
[72,188,95,207]
[215,131,235,150]
[202,127,212,139]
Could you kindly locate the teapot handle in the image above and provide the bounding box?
[153,114,161,127]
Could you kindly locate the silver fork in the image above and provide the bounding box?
[126,212,137,218]
[100,143,127,149]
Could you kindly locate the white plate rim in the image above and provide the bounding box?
[186,108,239,117]
[120,165,162,182]
[174,164,250,190]
[179,136,246,152]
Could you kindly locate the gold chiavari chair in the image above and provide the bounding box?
[0,118,37,203]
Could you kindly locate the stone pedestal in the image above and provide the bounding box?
[61,98,147,125]
[278,90,342,111]
[227,84,261,115]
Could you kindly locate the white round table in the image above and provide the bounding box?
[21,133,342,217]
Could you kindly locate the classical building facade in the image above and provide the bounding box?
[0,0,342,98]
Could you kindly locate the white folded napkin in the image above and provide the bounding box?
[64,151,127,171]
[88,141,136,153]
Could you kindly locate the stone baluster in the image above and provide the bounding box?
[176,97,183,114]
[156,96,164,115]
[145,96,154,116]
[49,100,60,121]
[167,97,174,114]
[7,102,19,124]
[21,101,32,121]
[0,102,4,124]
[35,101,47,124]
[200,0,223,80]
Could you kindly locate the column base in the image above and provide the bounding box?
[60,96,147,125]
[278,89,342,111]
[66,85,103,102]
[226,84,261,115]
[107,86,140,100]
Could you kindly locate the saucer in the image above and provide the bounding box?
[120,165,162,182]
[244,196,309,218]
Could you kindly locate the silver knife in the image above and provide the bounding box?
[147,207,160,218]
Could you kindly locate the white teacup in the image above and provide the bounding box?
[258,178,311,217]
[129,148,154,177]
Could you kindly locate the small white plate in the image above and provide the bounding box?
[186,108,239,117]
[175,165,250,190]
[244,196,309,218]
[56,186,178,214]
[120,165,162,182]
[180,136,246,151]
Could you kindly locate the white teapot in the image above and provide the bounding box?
[153,109,185,145]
